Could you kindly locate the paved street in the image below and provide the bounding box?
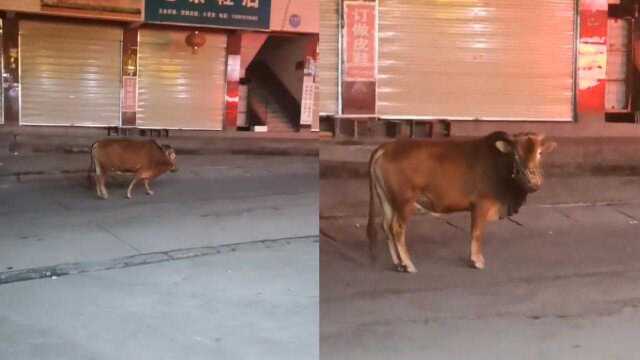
[0,237,318,360]
[320,175,640,359]
[0,153,318,271]
[0,152,318,359]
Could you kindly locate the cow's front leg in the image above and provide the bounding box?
[469,201,499,269]
[126,176,140,199]
[470,218,486,270]
[143,179,154,196]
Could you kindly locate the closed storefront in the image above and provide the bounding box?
[377,0,576,121]
[136,29,227,130]
[319,0,339,115]
[0,20,3,125]
[20,20,122,126]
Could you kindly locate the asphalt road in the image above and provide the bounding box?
[320,176,640,360]
[0,237,319,360]
[0,153,319,359]
[0,154,318,271]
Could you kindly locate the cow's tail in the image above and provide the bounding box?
[87,142,98,188]
[367,145,386,263]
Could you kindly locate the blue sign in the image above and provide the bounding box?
[146,0,271,30]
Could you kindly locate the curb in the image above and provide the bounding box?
[0,235,319,285]
[1,133,319,157]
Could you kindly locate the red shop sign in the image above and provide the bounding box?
[344,2,376,81]
[122,76,137,113]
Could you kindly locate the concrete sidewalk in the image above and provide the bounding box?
[0,128,318,157]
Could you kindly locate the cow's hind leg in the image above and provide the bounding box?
[126,175,141,199]
[382,216,400,268]
[391,214,417,273]
[143,178,154,196]
[95,165,108,200]
[377,185,400,268]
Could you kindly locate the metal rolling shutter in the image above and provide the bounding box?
[319,0,339,115]
[137,29,226,130]
[20,20,122,126]
[378,0,576,121]
[0,23,3,125]
[605,18,630,112]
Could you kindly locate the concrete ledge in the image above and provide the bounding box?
[0,235,318,285]
[0,128,318,157]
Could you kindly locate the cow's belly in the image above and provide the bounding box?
[99,160,144,173]
[415,191,471,215]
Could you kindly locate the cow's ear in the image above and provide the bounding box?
[495,140,512,153]
[542,141,557,153]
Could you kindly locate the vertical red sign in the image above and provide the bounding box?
[576,0,607,113]
[122,76,137,113]
[344,2,376,81]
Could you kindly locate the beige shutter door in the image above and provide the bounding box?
[137,29,226,130]
[20,20,122,126]
[605,18,630,112]
[0,23,3,125]
[378,0,576,121]
[319,0,339,115]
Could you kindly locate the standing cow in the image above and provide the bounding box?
[367,131,556,273]
[89,139,177,199]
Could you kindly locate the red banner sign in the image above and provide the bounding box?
[344,2,376,81]
[122,76,137,113]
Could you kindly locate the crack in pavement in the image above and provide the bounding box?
[612,208,640,223]
[322,298,640,333]
[506,217,525,227]
[443,220,466,232]
[321,201,640,220]
[0,235,318,286]
[325,266,640,303]
[95,222,142,254]
[320,230,370,267]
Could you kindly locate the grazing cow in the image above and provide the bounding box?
[89,139,177,199]
[367,131,556,273]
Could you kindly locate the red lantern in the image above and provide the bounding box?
[185,31,206,54]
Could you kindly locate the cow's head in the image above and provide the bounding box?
[495,133,556,192]
[161,144,178,172]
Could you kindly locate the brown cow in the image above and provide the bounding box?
[367,131,556,273]
[89,139,177,200]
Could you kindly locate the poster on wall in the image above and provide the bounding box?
[122,76,137,113]
[146,0,271,30]
[343,1,376,81]
[300,75,315,126]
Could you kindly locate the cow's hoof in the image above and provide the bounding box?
[471,256,485,270]
[395,264,418,273]
[126,194,132,199]
[146,190,154,196]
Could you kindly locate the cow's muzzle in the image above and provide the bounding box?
[512,155,542,192]
[518,169,543,192]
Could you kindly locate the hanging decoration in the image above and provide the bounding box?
[185,31,206,54]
